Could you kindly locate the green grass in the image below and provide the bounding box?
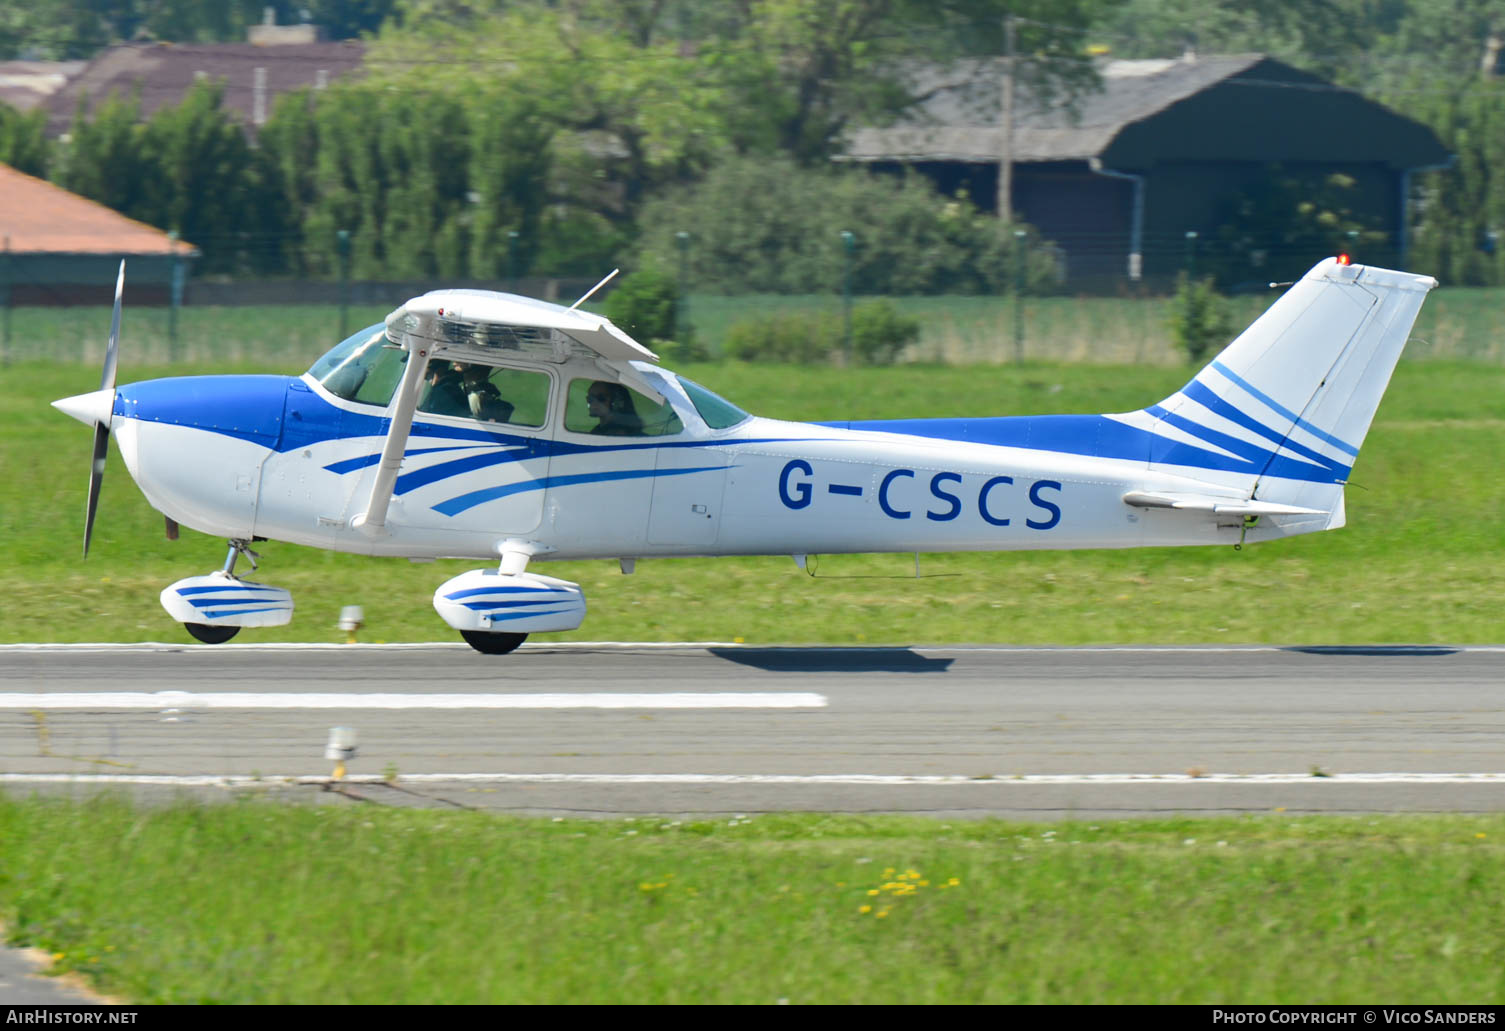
[5,358,1503,645]
[2,797,1502,1004]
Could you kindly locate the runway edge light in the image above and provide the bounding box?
[339,605,364,644]
[325,725,358,780]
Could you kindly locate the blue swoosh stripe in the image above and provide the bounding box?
[199,605,290,619]
[396,447,538,495]
[1210,360,1360,457]
[841,414,1347,485]
[461,599,572,612]
[444,585,565,601]
[327,435,803,490]
[1176,381,1342,472]
[324,445,483,476]
[484,607,571,623]
[176,585,284,597]
[1148,402,1348,481]
[434,465,725,517]
[186,596,292,611]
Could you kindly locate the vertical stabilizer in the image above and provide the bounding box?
[1144,258,1436,514]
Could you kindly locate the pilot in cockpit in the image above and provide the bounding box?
[462,364,514,423]
[419,359,469,417]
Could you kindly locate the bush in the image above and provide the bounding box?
[603,266,680,342]
[1168,273,1234,364]
[632,155,1062,296]
[650,337,711,363]
[851,299,921,365]
[722,300,919,365]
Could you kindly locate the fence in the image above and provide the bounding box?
[3,287,1500,368]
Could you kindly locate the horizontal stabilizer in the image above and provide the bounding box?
[1122,490,1326,517]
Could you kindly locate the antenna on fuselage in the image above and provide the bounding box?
[569,268,619,310]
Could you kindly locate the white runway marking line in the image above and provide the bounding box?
[3,643,1503,654]
[0,692,827,710]
[1,773,1502,788]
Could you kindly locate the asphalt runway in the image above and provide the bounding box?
[1,643,1502,818]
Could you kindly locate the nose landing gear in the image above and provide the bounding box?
[160,538,295,644]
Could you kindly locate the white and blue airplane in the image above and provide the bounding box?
[53,257,1435,652]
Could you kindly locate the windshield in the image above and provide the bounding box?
[308,325,409,407]
[676,376,750,429]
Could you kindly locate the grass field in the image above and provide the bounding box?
[4,357,1503,646]
[1,797,1502,1004]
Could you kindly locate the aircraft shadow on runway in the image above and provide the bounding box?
[1283,645,1459,657]
[708,647,954,673]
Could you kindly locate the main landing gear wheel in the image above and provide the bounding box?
[184,622,240,644]
[459,630,528,655]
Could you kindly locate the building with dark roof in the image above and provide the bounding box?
[44,39,365,136]
[0,60,84,113]
[843,55,1451,288]
[0,164,197,304]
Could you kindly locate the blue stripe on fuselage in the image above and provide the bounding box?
[825,412,1348,484]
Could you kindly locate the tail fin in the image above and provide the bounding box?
[1140,258,1435,523]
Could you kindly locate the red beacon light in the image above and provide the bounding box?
[1336,253,1351,265]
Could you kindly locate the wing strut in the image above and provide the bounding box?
[352,342,434,536]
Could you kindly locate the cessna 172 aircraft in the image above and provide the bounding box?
[53,256,1435,653]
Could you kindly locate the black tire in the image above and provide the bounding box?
[184,622,240,644]
[459,630,528,655]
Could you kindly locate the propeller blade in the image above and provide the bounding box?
[100,260,123,392]
[83,421,108,558]
[82,260,125,558]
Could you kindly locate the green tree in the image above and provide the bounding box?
[0,103,49,176]
[700,0,1118,164]
[1094,0,1389,79]
[138,80,260,272]
[256,88,323,275]
[1203,166,1391,288]
[58,88,155,216]
[372,1,727,231]
[466,91,554,279]
[1167,272,1233,364]
[1388,78,1505,285]
[603,266,680,342]
[0,0,397,58]
[632,155,1058,294]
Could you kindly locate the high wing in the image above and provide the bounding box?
[392,289,658,364]
[350,288,660,536]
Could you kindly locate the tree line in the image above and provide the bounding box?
[5,0,1505,288]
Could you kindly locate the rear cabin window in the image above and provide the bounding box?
[564,378,683,437]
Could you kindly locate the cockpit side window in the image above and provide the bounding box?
[418,361,550,428]
[564,378,683,437]
[309,327,408,408]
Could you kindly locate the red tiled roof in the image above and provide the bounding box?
[0,164,198,255]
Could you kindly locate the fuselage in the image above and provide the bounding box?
[102,347,1327,564]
